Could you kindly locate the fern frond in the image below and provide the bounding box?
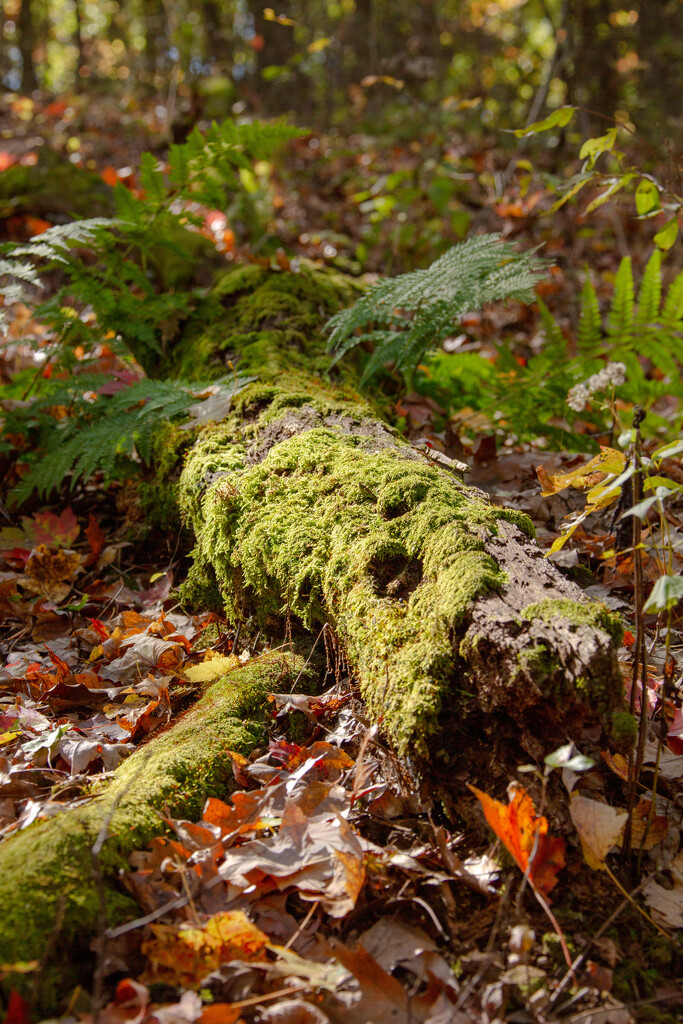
[661,267,683,329]
[577,273,602,351]
[326,234,548,381]
[8,373,255,505]
[3,219,115,263]
[0,219,116,334]
[635,249,662,331]
[607,256,634,347]
[537,296,567,352]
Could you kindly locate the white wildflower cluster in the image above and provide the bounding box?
[566,361,627,412]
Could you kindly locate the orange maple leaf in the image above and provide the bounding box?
[468,782,565,898]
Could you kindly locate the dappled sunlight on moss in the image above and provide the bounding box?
[180,425,531,753]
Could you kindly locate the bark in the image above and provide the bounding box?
[18,0,37,92]
[0,261,628,1012]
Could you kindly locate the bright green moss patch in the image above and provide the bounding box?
[0,652,303,1013]
[520,597,624,646]
[180,425,533,754]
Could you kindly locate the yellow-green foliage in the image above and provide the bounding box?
[0,653,301,1013]
[180,426,534,754]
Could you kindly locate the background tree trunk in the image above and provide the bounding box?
[18,0,37,91]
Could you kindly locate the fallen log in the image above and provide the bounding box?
[173,263,627,756]
[0,261,629,1009]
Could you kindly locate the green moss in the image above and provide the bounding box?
[0,652,305,1014]
[172,263,360,385]
[610,709,637,749]
[520,597,624,646]
[180,425,529,754]
[519,642,556,677]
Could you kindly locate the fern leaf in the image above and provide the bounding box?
[661,267,683,329]
[326,234,548,380]
[8,374,256,504]
[139,153,167,207]
[577,272,602,351]
[536,297,566,352]
[606,256,634,348]
[635,249,662,331]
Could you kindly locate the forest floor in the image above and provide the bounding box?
[0,90,682,1024]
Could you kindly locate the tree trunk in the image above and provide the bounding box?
[0,262,628,1012]
[18,0,37,92]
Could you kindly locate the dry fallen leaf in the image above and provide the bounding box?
[142,911,269,988]
[23,545,83,602]
[643,852,683,929]
[569,793,627,870]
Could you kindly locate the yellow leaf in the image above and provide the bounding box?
[538,447,626,497]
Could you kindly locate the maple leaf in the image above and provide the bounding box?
[142,911,268,988]
[468,783,566,898]
[23,508,80,548]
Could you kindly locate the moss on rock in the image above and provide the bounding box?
[0,652,304,1012]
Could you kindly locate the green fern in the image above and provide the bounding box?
[577,273,601,350]
[326,233,548,382]
[531,254,683,438]
[0,219,114,333]
[6,373,255,506]
[607,256,635,348]
[635,250,662,331]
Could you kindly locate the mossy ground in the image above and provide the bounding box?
[0,653,305,1012]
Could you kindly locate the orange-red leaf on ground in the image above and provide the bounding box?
[468,783,565,897]
[26,507,80,547]
[85,514,106,564]
[200,1005,243,1024]
[25,217,52,237]
[100,165,119,187]
[2,990,31,1024]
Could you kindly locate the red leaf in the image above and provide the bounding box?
[468,782,565,898]
[3,991,31,1024]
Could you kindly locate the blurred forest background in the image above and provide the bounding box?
[2,0,682,137]
[2,0,682,283]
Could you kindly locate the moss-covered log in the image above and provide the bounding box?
[171,263,626,755]
[0,653,304,1009]
[0,262,628,1011]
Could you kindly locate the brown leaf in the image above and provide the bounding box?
[24,545,83,602]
